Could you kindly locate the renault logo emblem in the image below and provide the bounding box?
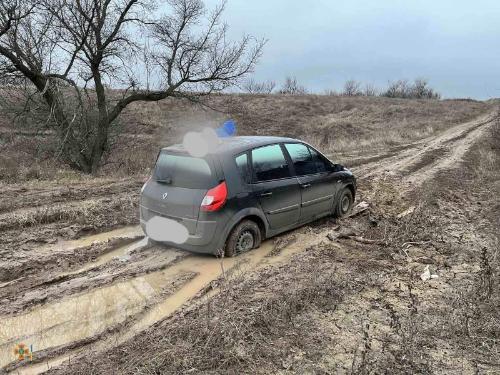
[162,192,168,200]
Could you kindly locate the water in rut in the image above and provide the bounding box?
[0,226,319,374]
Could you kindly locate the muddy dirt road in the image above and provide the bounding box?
[0,111,497,374]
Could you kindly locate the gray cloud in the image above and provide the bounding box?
[215,0,500,99]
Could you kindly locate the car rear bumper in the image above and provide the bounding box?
[140,205,222,255]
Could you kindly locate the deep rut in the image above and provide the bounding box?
[353,113,496,186]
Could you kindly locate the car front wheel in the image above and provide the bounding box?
[334,188,354,218]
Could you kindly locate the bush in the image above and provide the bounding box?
[278,76,307,95]
[382,78,440,99]
[343,79,362,96]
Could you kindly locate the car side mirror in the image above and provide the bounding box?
[330,163,342,172]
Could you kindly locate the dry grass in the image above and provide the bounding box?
[0,93,491,179]
[96,95,493,175]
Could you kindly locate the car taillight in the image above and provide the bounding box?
[201,181,227,212]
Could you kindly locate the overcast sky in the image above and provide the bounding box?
[212,0,500,99]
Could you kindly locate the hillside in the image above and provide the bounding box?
[0,94,491,179]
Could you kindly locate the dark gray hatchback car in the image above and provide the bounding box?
[140,136,356,257]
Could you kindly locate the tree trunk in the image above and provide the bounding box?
[90,66,110,174]
[38,79,92,173]
[90,118,109,174]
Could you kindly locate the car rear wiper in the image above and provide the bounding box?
[156,177,172,184]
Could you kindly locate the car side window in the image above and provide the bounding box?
[284,143,317,176]
[235,153,250,183]
[309,147,330,173]
[251,144,291,182]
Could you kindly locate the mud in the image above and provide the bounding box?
[353,113,496,182]
[0,111,497,374]
[0,234,186,316]
[0,178,142,283]
[0,268,195,369]
[3,225,326,373]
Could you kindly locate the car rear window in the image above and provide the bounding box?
[154,152,216,189]
[235,153,250,183]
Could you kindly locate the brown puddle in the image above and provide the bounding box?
[0,265,185,370]
[3,228,325,374]
[59,237,149,277]
[40,226,143,256]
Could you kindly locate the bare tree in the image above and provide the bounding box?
[278,76,307,95]
[411,78,440,99]
[0,0,264,173]
[343,79,361,96]
[242,78,275,94]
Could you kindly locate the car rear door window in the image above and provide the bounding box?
[251,144,291,182]
[284,143,318,176]
[235,153,250,183]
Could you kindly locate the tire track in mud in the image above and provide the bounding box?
[0,178,141,214]
[3,226,328,374]
[0,237,189,316]
[2,111,497,374]
[0,187,141,283]
[352,113,496,183]
[401,115,496,187]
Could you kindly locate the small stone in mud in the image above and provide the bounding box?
[118,254,132,262]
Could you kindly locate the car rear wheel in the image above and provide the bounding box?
[334,188,354,218]
[225,220,262,257]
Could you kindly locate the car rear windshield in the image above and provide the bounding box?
[154,152,216,189]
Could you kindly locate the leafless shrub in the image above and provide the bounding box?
[411,78,441,99]
[383,79,412,98]
[278,76,307,95]
[364,83,378,96]
[343,79,362,96]
[382,79,440,99]
[242,78,276,94]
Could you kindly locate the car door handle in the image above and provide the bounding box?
[301,183,311,189]
[260,192,273,197]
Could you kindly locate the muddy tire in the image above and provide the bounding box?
[225,220,262,257]
[334,188,354,218]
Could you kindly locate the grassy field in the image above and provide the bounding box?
[0,94,498,374]
[0,94,491,180]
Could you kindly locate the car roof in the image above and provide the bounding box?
[162,136,300,156]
